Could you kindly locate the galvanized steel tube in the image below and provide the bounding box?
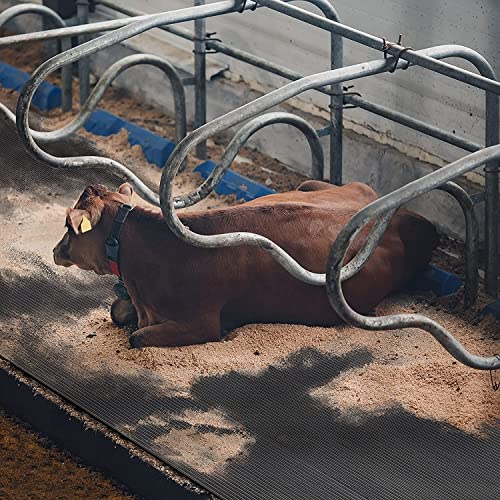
[77,0,91,105]
[0,0,253,46]
[0,3,73,111]
[1,54,187,149]
[194,0,207,159]
[159,56,435,287]
[344,95,482,153]
[254,0,500,95]
[326,145,500,370]
[437,182,479,308]
[176,112,324,209]
[15,1,251,206]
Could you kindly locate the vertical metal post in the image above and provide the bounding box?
[194,0,207,159]
[299,0,343,183]
[329,29,343,184]
[77,0,90,105]
[485,94,499,296]
[42,1,73,111]
[60,37,73,111]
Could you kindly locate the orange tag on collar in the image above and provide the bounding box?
[80,216,92,233]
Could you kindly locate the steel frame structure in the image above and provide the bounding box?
[1,0,499,369]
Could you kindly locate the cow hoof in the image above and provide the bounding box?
[111,298,138,327]
[129,332,144,349]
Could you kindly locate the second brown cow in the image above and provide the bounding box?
[53,180,438,348]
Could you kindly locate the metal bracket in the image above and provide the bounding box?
[238,0,257,13]
[210,65,230,81]
[382,34,413,72]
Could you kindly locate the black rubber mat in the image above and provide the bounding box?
[1,113,499,499]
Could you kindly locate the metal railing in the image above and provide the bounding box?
[1,0,496,298]
[0,3,72,111]
[0,53,187,147]
[2,0,499,369]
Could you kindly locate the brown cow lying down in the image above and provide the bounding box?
[53,180,438,348]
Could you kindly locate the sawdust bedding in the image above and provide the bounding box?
[0,32,499,445]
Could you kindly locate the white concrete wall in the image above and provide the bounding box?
[104,0,500,171]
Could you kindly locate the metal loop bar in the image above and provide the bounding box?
[1,54,187,148]
[340,182,479,304]
[11,9,496,367]
[325,145,500,370]
[11,1,251,206]
[0,1,257,46]
[340,210,396,281]
[175,112,324,209]
[436,182,479,308]
[0,4,73,112]
[158,56,430,286]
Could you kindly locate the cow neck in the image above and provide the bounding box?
[105,203,134,279]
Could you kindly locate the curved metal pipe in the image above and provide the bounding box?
[12,1,247,206]
[325,145,500,370]
[291,0,343,185]
[0,3,72,111]
[177,112,324,209]
[340,210,396,281]
[1,54,187,148]
[341,181,479,305]
[0,3,65,30]
[0,1,253,46]
[255,0,500,95]
[437,182,479,308]
[159,58,423,285]
[13,53,405,216]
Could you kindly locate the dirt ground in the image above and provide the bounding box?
[0,410,133,500]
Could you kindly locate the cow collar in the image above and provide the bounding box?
[105,203,134,278]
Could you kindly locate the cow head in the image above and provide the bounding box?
[53,183,133,274]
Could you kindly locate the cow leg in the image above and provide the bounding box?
[110,298,138,327]
[129,315,221,348]
[296,180,336,192]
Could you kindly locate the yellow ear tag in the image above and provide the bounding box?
[80,216,92,233]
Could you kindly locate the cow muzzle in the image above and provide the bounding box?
[53,240,73,267]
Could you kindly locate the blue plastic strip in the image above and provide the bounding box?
[480,299,500,320]
[410,264,463,297]
[0,61,61,110]
[195,160,276,202]
[83,108,176,168]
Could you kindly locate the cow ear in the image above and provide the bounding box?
[66,208,94,235]
[118,183,133,202]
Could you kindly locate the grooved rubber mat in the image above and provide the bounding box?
[0,114,499,499]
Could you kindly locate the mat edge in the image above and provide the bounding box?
[0,357,212,500]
